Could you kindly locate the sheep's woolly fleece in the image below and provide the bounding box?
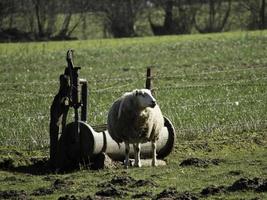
[107,89,164,144]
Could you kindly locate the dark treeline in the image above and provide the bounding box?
[0,0,266,41]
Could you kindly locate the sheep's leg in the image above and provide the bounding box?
[151,141,157,167]
[124,142,130,169]
[133,143,142,167]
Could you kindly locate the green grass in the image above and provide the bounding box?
[0,30,266,148]
[0,30,266,199]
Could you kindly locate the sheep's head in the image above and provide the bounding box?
[134,89,156,109]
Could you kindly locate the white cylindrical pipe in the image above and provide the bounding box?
[59,117,175,165]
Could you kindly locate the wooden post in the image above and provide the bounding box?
[80,79,88,122]
[145,67,153,91]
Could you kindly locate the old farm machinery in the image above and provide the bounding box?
[49,50,175,170]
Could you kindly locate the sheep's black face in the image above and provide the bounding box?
[135,89,157,109]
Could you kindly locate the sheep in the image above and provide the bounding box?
[107,89,164,168]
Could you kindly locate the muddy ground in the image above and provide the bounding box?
[1,153,267,199]
[1,175,265,199]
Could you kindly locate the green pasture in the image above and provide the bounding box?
[0,30,266,148]
[0,31,266,199]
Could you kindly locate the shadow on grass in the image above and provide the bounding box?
[0,156,95,175]
[0,157,54,175]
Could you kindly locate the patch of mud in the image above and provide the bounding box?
[98,175,157,190]
[0,190,27,200]
[228,177,267,192]
[199,177,267,198]
[95,186,127,198]
[110,175,136,186]
[154,187,178,199]
[151,177,266,200]
[98,175,136,188]
[133,179,157,187]
[256,181,267,192]
[154,188,199,200]
[31,187,54,196]
[53,178,74,190]
[30,178,75,197]
[97,175,157,198]
[132,191,153,199]
[58,195,93,200]
[153,187,178,199]
[180,158,223,167]
[200,185,226,196]
[0,158,17,169]
[58,195,79,200]
[175,192,199,200]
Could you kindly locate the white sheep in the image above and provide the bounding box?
[107,89,164,168]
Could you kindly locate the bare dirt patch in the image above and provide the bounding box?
[58,194,93,200]
[132,191,153,199]
[154,187,199,200]
[96,175,158,198]
[109,175,136,186]
[0,158,17,170]
[200,185,227,196]
[95,186,127,198]
[0,190,27,200]
[180,157,223,168]
[30,178,75,197]
[31,187,54,196]
[153,187,179,199]
[200,177,267,198]
[154,177,267,200]
[53,178,75,190]
[98,175,136,188]
[228,177,267,192]
[98,175,157,188]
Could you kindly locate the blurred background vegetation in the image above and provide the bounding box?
[0,0,266,42]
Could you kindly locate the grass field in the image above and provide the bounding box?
[0,30,267,199]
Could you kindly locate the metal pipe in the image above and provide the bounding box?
[58,117,175,167]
